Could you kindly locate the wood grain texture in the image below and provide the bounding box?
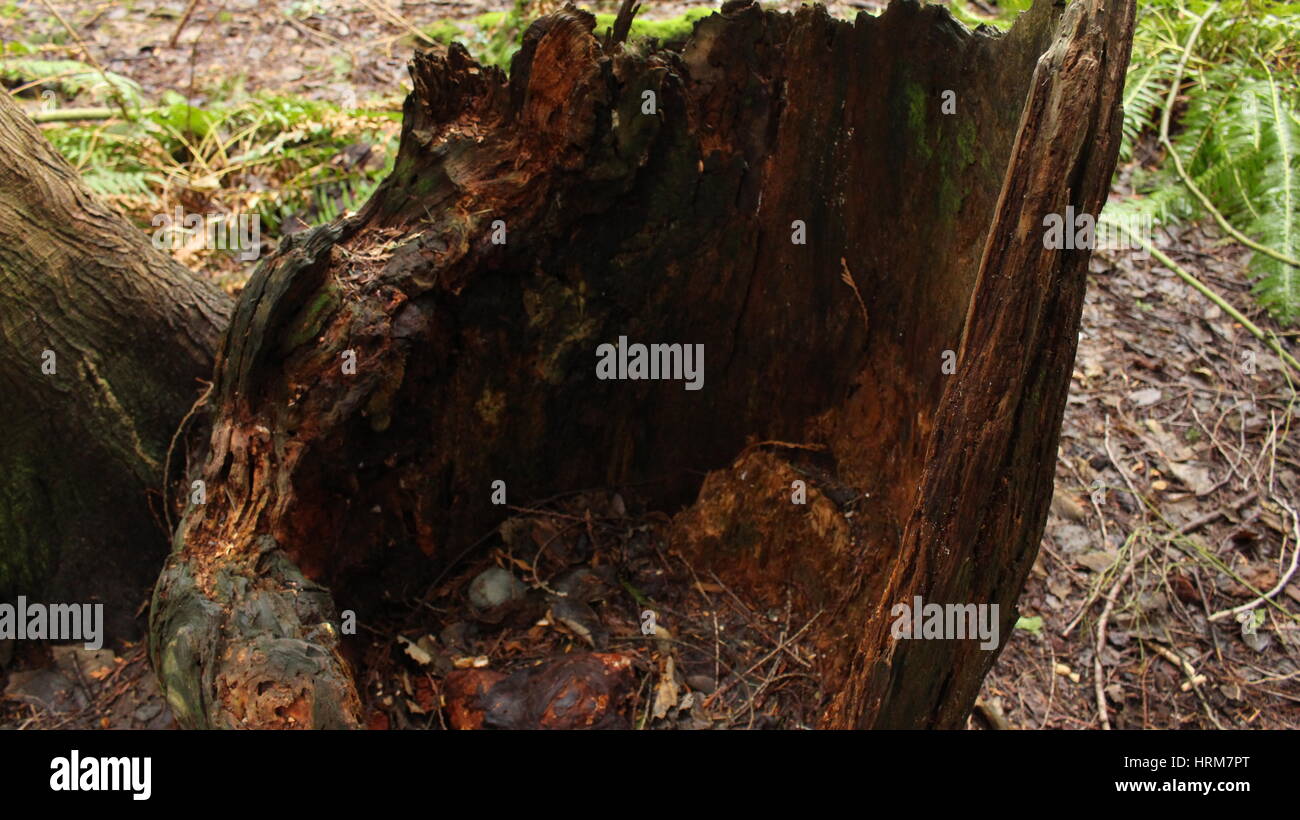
[0,91,231,637]
[149,0,1135,728]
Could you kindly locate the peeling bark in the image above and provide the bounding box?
[150,0,1134,728]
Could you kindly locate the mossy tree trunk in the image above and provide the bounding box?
[0,91,232,637]
[148,0,1134,729]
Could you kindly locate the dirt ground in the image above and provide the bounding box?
[1,0,1296,730]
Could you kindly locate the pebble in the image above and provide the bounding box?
[469,567,526,611]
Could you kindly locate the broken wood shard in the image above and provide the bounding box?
[151,0,1135,729]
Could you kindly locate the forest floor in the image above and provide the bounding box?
[1,0,1297,730]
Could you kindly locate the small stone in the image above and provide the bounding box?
[469,567,526,611]
[686,674,717,694]
[439,621,476,652]
[4,669,86,713]
[133,702,163,723]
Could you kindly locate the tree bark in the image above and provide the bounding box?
[0,90,232,637]
[149,0,1135,728]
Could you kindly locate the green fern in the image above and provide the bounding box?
[1119,34,1180,162]
[1249,66,1298,316]
[0,57,143,110]
[1107,0,1300,323]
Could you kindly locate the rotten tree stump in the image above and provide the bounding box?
[150,0,1135,729]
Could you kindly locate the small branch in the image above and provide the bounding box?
[29,106,158,123]
[1142,640,1204,689]
[1176,490,1257,535]
[1115,225,1300,377]
[610,0,642,46]
[1094,542,1147,730]
[33,0,132,121]
[1207,498,1300,622]
[169,0,203,49]
[357,0,440,47]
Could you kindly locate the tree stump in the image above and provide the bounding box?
[149,0,1135,729]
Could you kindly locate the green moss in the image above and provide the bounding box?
[460,7,713,69]
[937,175,962,221]
[889,77,933,166]
[956,118,978,169]
[944,0,1034,31]
[905,85,924,132]
[935,118,981,220]
[592,8,712,42]
[419,20,468,45]
[282,282,341,350]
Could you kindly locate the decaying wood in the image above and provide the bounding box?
[150,0,1135,728]
[0,90,231,637]
[445,653,635,729]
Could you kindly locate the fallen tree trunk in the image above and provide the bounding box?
[151,0,1134,728]
[0,90,232,638]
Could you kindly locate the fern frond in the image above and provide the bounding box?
[0,58,143,110]
[1248,63,1300,321]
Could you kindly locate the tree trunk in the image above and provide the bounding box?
[0,91,232,638]
[150,0,1135,728]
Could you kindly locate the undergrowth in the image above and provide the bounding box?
[1103,0,1300,324]
[3,0,1298,321]
[1,49,399,289]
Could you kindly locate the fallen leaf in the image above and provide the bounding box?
[1128,387,1162,407]
[652,655,679,720]
[1078,550,1119,573]
[397,635,433,666]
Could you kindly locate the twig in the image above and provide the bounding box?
[1063,527,1138,637]
[706,569,811,668]
[1207,498,1300,621]
[28,106,158,123]
[1094,542,1148,730]
[1176,490,1257,535]
[1104,413,1146,507]
[357,0,439,47]
[702,610,821,709]
[1123,234,1300,377]
[1142,639,1200,682]
[169,0,203,48]
[609,0,641,46]
[33,0,132,120]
